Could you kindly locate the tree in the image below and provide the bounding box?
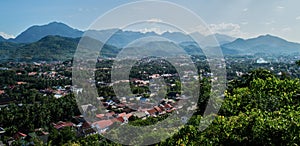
[296,60,300,66]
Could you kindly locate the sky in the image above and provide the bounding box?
[1,0,300,42]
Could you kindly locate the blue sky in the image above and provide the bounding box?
[1,0,300,42]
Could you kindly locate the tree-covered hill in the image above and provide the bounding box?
[221,34,300,55]
[0,35,120,62]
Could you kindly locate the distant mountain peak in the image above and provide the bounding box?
[234,38,245,42]
[48,21,64,25]
[254,34,285,40]
[265,34,272,37]
[257,34,277,38]
[13,22,83,43]
[46,21,73,28]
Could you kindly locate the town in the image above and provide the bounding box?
[1,54,300,145]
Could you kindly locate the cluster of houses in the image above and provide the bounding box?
[0,128,49,145]
[39,85,82,99]
[40,86,69,99]
[3,95,177,144]
[131,103,174,119]
[70,68,191,134]
[76,95,178,134]
[0,61,192,145]
[0,99,177,145]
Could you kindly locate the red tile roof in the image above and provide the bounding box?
[96,114,105,119]
[118,112,126,117]
[164,104,173,109]
[112,117,125,123]
[159,105,165,111]
[154,106,162,113]
[53,121,74,129]
[125,113,133,119]
[13,132,27,139]
[105,111,115,117]
[112,113,133,123]
[17,132,27,137]
[147,109,157,115]
[93,120,113,129]
[17,82,26,85]
[28,72,37,76]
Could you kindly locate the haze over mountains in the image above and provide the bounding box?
[0,22,300,62]
[2,22,235,46]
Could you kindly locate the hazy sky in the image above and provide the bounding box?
[1,0,300,42]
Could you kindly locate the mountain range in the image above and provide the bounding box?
[221,34,300,55]
[2,22,235,47]
[0,22,300,62]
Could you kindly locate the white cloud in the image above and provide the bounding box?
[241,21,248,25]
[210,23,240,32]
[265,20,275,25]
[190,25,211,36]
[277,6,285,9]
[146,18,163,23]
[191,23,248,38]
[243,8,248,12]
[296,16,300,20]
[209,23,247,37]
[136,27,167,35]
[0,32,15,39]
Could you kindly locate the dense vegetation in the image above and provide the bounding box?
[159,69,300,145]
[0,35,120,62]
